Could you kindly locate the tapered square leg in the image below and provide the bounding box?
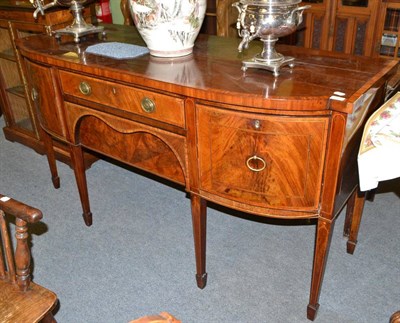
[70,144,92,226]
[308,218,335,321]
[343,188,366,255]
[41,130,60,189]
[190,194,207,289]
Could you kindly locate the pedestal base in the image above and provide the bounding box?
[54,25,105,43]
[242,56,295,77]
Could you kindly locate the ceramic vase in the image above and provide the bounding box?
[129,0,207,57]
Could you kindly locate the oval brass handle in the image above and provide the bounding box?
[79,81,91,96]
[31,87,38,101]
[246,155,266,172]
[141,97,156,113]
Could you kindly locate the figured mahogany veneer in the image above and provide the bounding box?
[197,105,329,214]
[16,25,398,321]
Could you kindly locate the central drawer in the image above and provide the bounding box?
[59,70,185,128]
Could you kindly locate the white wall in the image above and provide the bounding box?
[110,0,124,25]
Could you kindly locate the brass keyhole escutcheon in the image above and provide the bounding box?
[79,81,91,96]
[141,97,156,113]
[31,88,38,101]
[246,155,267,172]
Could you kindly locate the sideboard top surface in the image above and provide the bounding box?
[17,24,398,113]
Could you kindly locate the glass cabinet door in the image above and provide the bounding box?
[297,0,330,49]
[298,0,379,56]
[0,24,33,132]
[342,0,368,7]
[379,7,400,58]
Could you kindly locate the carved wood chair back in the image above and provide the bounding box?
[0,194,58,323]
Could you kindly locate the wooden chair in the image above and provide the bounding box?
[391,311,400,323]
[129,312,181,323]
[0,194,58,323]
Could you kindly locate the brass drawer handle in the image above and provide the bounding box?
[141,97,156,113]
[79,81,91,95]
[246,155,266,172]
[31,87,38,101]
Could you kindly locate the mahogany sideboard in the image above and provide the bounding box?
[16,25,398,320]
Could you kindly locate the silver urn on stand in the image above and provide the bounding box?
[31,0,105,43]
[233,0,310,76]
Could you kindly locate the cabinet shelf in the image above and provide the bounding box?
[0,48,15,61]
[377,2,400,59]
[383,7,400,31]
[6,85,25,98]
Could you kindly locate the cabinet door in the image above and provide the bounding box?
[0,20,47,137]
[25,60,68,141]
[330,0,379,56]
[376,3,400,59]
[297,0,331,50]
[196,105,329,212]
[298,0,379,56]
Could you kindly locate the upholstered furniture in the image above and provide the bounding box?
[357,93,400,323]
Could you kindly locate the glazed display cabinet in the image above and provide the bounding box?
[0,0,95,165]
[377,0,400,59]
[297,0,380,56]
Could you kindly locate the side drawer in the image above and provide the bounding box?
[59,70,185,128]
[197,104,329,211]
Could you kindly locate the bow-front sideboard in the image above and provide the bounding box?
[16,25,397,320]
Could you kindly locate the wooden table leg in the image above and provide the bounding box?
[41,130,60,189]
[343,191,354,238]
[190,194,207,289]
[70,144,92,226]
[343,188,366,255]
[307,217,335,321]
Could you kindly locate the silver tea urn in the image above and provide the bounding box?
[233,0,310,76]
[31,0,105,43]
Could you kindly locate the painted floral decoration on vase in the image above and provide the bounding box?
[129,0,206,57]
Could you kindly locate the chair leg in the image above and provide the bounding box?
[343,188,366,255]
